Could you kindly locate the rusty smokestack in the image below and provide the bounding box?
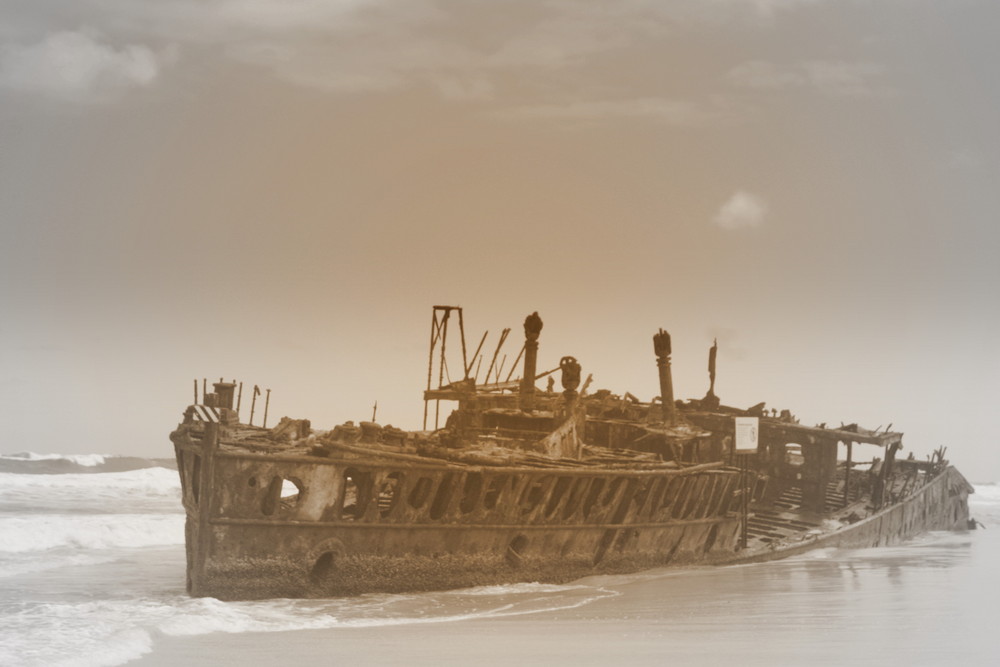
[213,382,236,411]
[520,312,543,412]
[653,328,675,425]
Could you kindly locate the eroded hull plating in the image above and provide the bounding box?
[174,424,743,599]
[173,422,971,600]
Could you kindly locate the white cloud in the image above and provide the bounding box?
[0,1,839,104]
[488,16,635,69]
[800,61,886,97]
[214,0,380,30]
[728,60,886,97]
[727,60,807,89]
[0,29,168,101]
[713,191,767,230]
[497,97,722,125]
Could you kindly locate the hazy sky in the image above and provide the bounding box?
[2,1,998,478]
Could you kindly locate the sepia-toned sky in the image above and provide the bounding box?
[2,1,998,477]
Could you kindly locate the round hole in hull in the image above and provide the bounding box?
[506,534,529,566]
[310,551,336,584]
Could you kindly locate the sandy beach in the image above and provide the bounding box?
[133,532,1000,667]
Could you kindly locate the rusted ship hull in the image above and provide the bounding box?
[733,465,972,564]
[172,308,974,599]
[174,423,744,599]
[173,424,971,600]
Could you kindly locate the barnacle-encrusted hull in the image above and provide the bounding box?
[172,423,744,599]
[171,420,972,600]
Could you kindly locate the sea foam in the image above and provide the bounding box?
[1,452,110,466]
[0,453,176,475]
[0,467,181,515]
[0,513,184,554]
[0,582,617,667]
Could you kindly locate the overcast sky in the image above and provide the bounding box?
[1,0,998,477]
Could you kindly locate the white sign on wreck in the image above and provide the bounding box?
[735,416,759,454]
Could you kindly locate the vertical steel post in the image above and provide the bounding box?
[249,385,259,426]
[423,309,439,430]
[263,389,271,428]
[653,329,675,425]
[844,440,853,507]
[457,308,468,380]
[519,312,543,413]
[435,310,450,429]
[741,455,749,550]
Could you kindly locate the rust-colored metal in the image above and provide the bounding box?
[170,306,976,600]
[425,306,467,430]
[519,312,543,413]
[263,388,271,428]
[485,328,510,387]
[249,384,259,426]
[702,339,720,410]
[653,328,675,425]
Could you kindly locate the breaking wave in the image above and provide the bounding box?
[969,482,1000,526]
[2,451,110,465]
[0,467,181,515]
[0,513,184,555]
[0,452,176,475]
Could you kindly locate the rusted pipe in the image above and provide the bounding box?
[520,312,543,412]
[653,328,675,425]
[249,385,260,426]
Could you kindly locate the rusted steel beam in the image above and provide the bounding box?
[457,308,468,380]
[844,440,853,507]
[435,310,450,429]
[484,328,510,387]
[423,309,438,430]
[210,516,735,529]
[214,447,730,477]
[465,330,489,379]
[249,385,259,426]
[505,343,526,382]
[709,474,736,518]
[263,389,271,428]
[519,313,543,413]
[698,474,720,519]
[653,329,676,425]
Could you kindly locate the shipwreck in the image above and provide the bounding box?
[170,307,974,599]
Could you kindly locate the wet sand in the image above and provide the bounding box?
[135,535,1000,667]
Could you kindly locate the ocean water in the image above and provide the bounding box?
[1,452,997,666]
